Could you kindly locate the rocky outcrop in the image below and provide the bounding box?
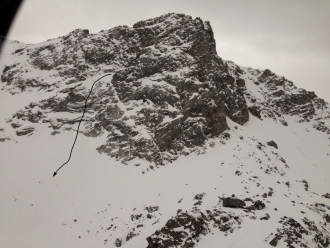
[222,197,246,208]
[16,126,35,136]
[225,61,330,135]
[1,13,329,165]
[323,193,330,199]
[3,13,251,165]
[115,238,122,247]
[268,216,329,247]
[146,207,243,248]
[248,200,266,211]
[248,106,262,119]
[147,210,209,248]
[266,141,278,149]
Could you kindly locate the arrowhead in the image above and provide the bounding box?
[53,172,57,177]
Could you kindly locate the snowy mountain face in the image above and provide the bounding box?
[0,13,330,248]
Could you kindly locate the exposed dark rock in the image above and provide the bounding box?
[224,59,329,135]
[323,193,330,199]
[147,206,243,248]
[235,170,242,176]
[147,210,208,248]
[274,92,316,120]
[115,238,122,247]
[154,118,184,152]
[301,180,309,191]
[194,193,205,201]
[279,157,286,164]
[303,217,330,247]
[16,126,35,136]
[236,78,245,87]
[247,200,266,210]
[147,214,153,219]
[259,69,273,80]
[266,140,278,149]
[269,236,279,246]
[267,216,330,248]
[260,213,270,220]
[51,131,60,136]
[222,197,246,208]
[248,106,262,119]
[0,136,11,142]
[131,214,142,221]
[11,122,22,128]
[222,132,230,140]
[145,206,159,213]
[325,214,330,223]
[126,231,138,241]
[271,90,285,97]
[215,77,249,125]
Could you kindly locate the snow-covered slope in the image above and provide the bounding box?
[0,13,329,248]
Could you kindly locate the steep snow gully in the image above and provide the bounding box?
[0,13,329,248]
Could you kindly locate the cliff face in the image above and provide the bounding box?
[1,13,252,164]
[1,13,328,165]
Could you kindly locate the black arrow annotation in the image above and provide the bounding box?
[53,74,112,177]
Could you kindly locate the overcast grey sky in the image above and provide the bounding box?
[7,0,330,102]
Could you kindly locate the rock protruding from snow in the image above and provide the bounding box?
[16,126,35,136]
[268,216,330,247]
[222,197,246,208]
[225,61,330,138]
[266,140,278,149]
[146,206,243,248]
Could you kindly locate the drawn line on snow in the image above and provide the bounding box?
[53,74,112,177]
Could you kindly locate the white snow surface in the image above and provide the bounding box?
[1,104,329,247]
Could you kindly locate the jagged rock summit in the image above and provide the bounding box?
[0,13,330,248]
[1,13,251,164]
[2,13,328,164]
